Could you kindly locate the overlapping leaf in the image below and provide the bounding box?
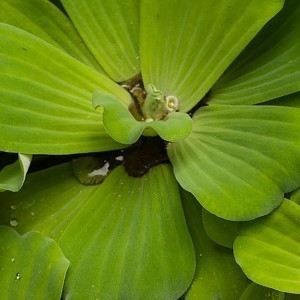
[261,92,300,109]
[0,154,31,192]
[0,226,69,299]
[61,0,140,81]
[202,208,237,249]
[0,24,131,154]
[141,0,284,112]
[291,188,300,205]
[181,190,250,299]
[0,0,103,72]
[168,105,300,220]
[0,163,195,299]
[210,0,300,105]
[234,199,300,293]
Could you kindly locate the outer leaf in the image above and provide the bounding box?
[181,190,250,300]
[239,283,298,300]
[0,226,69,300]
[168,105,300,220]
[0,163,195,299]
[61,0,140,82]
[140,0,284,112]
[0,153,31,192]
[234,199,300,293]
[0,23,131,154]
[93,90,192,143]
[0,0,103,72]
[202,208,237,249]
[210,0,300,105]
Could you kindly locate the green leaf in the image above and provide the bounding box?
[61,0,140,82]
[234,199,300,293]
[202,208,238,249]
[291,188,300,205]
[0,0,103,72]
[239,283,286,300]
[239,283,300,300]
[168,105,300,221]
[181,190,250,299]
[0,153,31,192]
[0,163,195,299]
[140,0,284,112]
[0,23,131,154]
[210,0,300,105]
[0,226,69,299]
[93,90,192,144]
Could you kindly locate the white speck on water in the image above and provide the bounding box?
[88,162,110,177]
[15,273,21,280]
[10,205,17,210]
[11,258,15,262]
[115,156,124,162]
[10,219,18,227]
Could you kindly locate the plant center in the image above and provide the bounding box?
[121,75,179,122]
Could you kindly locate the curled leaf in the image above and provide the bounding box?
[92,90,192,144]
[0,153,31,192]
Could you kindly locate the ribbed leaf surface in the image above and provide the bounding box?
[141,0,283,112]
[0,226,69,300]
[181,190,250,300]
[0,163,195,299]
[211,0,300,105]
[61,0,140,82]
[168,105,300,220]
[0,0,103,72]
[234,199,300,293]
[0,24,131,154]
[0,154,31,192]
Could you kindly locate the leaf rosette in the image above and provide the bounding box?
[0,0,300,298]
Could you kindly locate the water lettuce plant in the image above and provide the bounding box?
[0,0,300,298]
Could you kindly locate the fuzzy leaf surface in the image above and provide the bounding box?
[0,0,103,72]
[0,226,69,300]
[234,199,300,293]
[168,105,300,220]
[61,0,140,81]
[0,24,131,154]
[211,0,300,105]
[181,190,250,300]
[0,163,195,299]
[141,0,284,112]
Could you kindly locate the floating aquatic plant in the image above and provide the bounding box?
[0,0,300,298]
